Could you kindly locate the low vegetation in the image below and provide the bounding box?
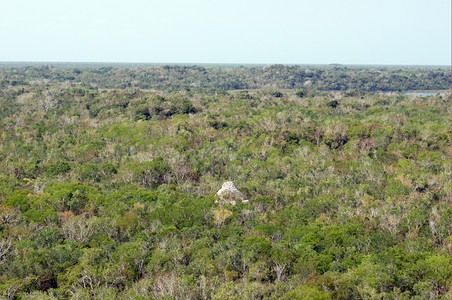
[0,65,450,299]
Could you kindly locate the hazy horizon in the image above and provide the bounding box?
[0,61,450,68]
[1,0,450,65]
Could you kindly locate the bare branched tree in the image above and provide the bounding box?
[0,239,12,264]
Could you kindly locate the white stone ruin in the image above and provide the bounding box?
[216,181,249,205]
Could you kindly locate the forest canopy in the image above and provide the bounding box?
[0,65,450,299]
[0,64,450,92]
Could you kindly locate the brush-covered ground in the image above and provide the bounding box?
[0,66,450,299]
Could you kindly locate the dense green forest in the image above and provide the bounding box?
[0,64,450,92]
[0,65,450,299]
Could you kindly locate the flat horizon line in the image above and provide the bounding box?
[0,61,450,68]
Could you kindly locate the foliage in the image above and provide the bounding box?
[0,65,449,299]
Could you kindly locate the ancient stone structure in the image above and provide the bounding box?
[216,181,248,205]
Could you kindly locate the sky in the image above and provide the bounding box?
[0,0,450,65]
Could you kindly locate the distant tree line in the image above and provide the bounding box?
[0,64,450,92]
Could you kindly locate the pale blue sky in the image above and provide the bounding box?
[1,0,450,65]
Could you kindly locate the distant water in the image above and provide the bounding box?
[404,92,443,96]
